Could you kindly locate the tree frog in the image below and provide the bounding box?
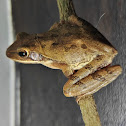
[6,15,122,101]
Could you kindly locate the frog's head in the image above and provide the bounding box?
[6,32,44,64]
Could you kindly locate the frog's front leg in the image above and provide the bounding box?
[63,55,122,99]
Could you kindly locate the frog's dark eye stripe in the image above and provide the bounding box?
[18,51,27,57]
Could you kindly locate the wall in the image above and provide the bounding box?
[0,0,15,126]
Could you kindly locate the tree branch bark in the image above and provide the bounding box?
[57,0,76,21]
[78,95,101,126]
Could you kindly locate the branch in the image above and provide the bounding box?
[78,95,101,126]
[57,0,76,21]
[56,0,101,125]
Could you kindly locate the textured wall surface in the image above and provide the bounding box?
[11,0,126,126]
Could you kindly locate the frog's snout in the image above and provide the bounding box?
[6,46,13,58]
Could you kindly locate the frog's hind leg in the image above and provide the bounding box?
[63,54,115,95]
[64,65,122,99]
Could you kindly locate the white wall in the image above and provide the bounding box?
[0,0,15,126]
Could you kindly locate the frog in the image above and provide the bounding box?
[6,15,122,101]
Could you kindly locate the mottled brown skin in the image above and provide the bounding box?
[6,15,122,100]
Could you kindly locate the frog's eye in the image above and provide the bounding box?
[18,51,27,57]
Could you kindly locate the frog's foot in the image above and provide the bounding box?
[63,54,122,99]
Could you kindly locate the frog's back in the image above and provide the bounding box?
[37,20,117,65]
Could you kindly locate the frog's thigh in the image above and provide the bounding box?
[63,55,113,92]
[63,65,122,97]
